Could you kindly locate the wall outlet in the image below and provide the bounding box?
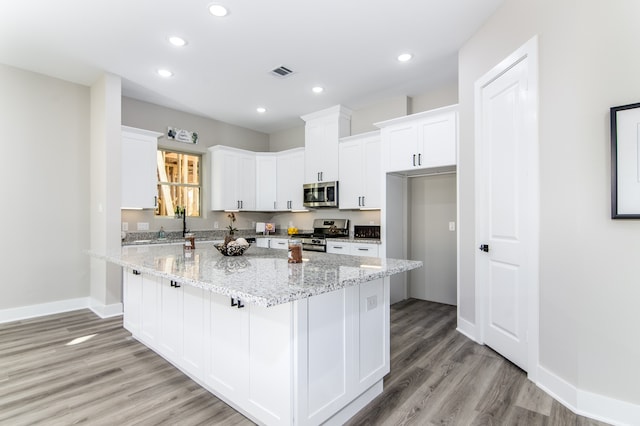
[366,295,377,311]
[137,222,149,231]
[449,221,456,231]
[121,222,128,231]
[369,221,374,225]
[214,221,219,229]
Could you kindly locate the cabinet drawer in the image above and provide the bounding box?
[350,244,379,257]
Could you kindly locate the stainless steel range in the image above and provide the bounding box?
[292,219,349,252]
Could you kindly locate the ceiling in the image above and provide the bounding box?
[0,0,504,134]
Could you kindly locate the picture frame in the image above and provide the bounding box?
[611,102,640,218]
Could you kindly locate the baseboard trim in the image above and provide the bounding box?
[537,365,640,426]
[456,316,478,342]
[0,297,90,324]
[89,299,123,319]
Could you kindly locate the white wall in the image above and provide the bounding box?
[407,174,457,305]
[459,0,640,411]
[89,73,123,315]
[0,64,90,311]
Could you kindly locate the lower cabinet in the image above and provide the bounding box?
[326,241,380,257]
[123,268,389,426]
[255,237,289,250]
[124,269,205,377]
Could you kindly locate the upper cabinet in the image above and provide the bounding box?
[301,105,352,183]
[210,146,256,211]
[376,105,458,174]
[339,131,381,210]
[122,126,162,209]
[276,148,305,211]
[255,153,278,211]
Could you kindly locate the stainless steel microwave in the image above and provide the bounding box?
[303,181,339,208]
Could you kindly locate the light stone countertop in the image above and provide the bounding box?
[92,243,420,307]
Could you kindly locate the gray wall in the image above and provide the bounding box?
[459,0,640,406]
[269,125,304,151]
[410,81,458,114]
[122,97,270,153]
[351,96,409,135]
[407,174,457,305]
[0,64,90,310]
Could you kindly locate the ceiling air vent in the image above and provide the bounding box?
[270,65,294,78]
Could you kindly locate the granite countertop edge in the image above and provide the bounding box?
[89,247,420,308]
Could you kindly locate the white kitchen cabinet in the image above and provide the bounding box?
[256,237,289,249]
[207,294,250,402]
[123,269,205,377]
[326,240,351,255]
[180,284,206,377]
[139,274,161,347]
[339,131,381,209]
[124,265,390,426]
[350,243,379,257]
[210,146,256,210]
[376,105,458,173]
[121,126,162,209]
[255,153,277,211]
[159,278,182,362]
[327,241,380,257]
[123,268,143,335]
[301,105,352,183]
[276,147,305,210]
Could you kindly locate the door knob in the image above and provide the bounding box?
[479,244,489,252]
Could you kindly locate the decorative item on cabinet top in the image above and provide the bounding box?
[167,126,198,144]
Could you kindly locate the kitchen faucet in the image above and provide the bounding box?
[176,206,189,237]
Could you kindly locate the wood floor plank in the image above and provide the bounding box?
[0,301,611,425]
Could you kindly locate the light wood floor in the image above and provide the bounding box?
[0,300,608,425]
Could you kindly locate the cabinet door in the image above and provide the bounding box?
[159,279,182,362]
[207,294,249,399]
[362,137,381,209]
[140,274,161,347]
[304,118,340,183]
[122,129,159,209]
[417,111,457,168]
[384,124,419,173]
[256,154,277,211]
[211,147,239,210]
[123,269,142,335]
[338,140,364,209]
[211,147,256,210]
[237,152,256,210]
[277,148,305,210]
[181,285,205,376]
[327,241,350,255]
[256,238,270,248]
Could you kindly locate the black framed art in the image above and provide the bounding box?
[611,102,640,219]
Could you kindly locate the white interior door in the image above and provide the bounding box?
[475,38,538,373]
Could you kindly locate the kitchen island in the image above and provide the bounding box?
[94,243,421,426]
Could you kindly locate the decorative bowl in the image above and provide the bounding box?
[214,242,251,256]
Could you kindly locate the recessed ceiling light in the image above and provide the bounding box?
[312,86,324,94]
[397,53,413,62]
[157,69,173,78]
[209,4,228,17]
[256,107,266,113]
[168,36,187,47]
